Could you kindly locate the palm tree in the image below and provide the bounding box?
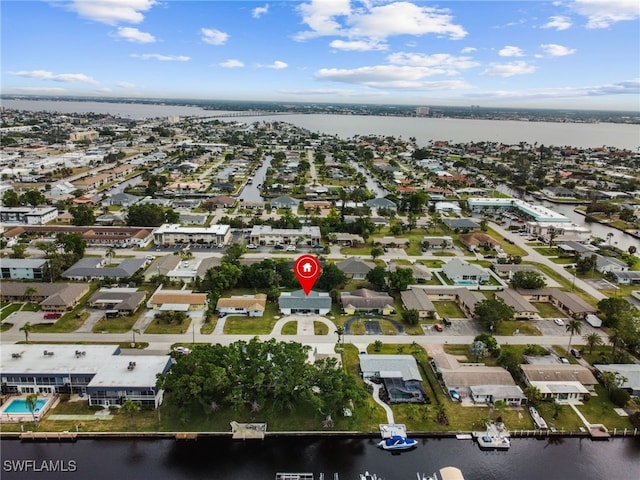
[24,286,37,305]
[20,322,33,344]
[25,393,38,423]
[120,398,141,427]
[334,325,344,351]
[583,332,604,354]
[105,247,116,265]
[566,319,582,353]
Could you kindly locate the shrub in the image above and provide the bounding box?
[609,388,630,407]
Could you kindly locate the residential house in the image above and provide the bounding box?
[153,223,232,246]
[250,225,321,246]
[587,253,629,274]
[435,201,462,215]
[442,218,480,231]
[365,197,397,214]
[495,289,539,320]
[336,257,374,280]
[87,288,146,315]
[270,195,300,210]
[62,258,146,282]
[400,288,437,318]
[611,270,640,285]
[593,364,640,395]
[341,289,394,315]
[458,232,501,252]
[0,206,58,225]
[0,259,47,280]
[390,262,432,282]
[520,364,598,401]
[516,288,597,318]
[0,282,89,313]
[206,195,236,209]
[1,225,154,249]
[492,264,539,280]
[279,290,331,315]
[421,236,453,250]
[334,233,365,246]
[402,286,484,318]
[359,354,426,404]
[148,290,208,311]
[441,258,491,285]
[216,294,267,317]
[431,353,526,406]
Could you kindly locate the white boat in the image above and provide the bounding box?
[360,472,378,480]
[377,435,418,451]
[529,406,548,429]
[476,434,511,450]
[417,473,437,480]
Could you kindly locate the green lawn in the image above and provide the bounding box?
[576,385,635,430]
[223,303,280,334]
[145,316,192,334]
[533,247,559,256]
[281,321,297,335]
[532,301,566,318]
[92,315,137,333]
[314,321,329,335]
[495,319,542,336]
[0,303,21,320]
[433,301,466,318]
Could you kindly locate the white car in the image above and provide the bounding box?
[173,346,191,355]
[286,245,297,251]
[246,243,258,249]
[554,318,565,326]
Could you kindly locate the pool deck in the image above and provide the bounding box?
[0,395,57,423]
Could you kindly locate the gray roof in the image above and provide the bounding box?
[62,258,146,279]
[516,288,596,314]
[106,192,140,206]
[442,258,488,279]
[341,289,394,309]
[365,197,397,209]
[0,258,47,269]
[470,385,526,398]
[87,355,172,389]
[443,218,480,229]
[336,257,374,275]
[88,289,147,311]
[495,289,537,313]
[359,354,421,382]
[400,288,435,312]
[279,290,331,310]
[271,195,300,208]
[594,364,640,391]
[521,364,598,385]
[612,271,640,280]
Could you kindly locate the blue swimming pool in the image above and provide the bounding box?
[3,398,47,414]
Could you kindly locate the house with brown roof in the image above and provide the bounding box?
[495,289,539,320]
[340,289,394,315]
[516,288,597,318]
[336,257,374,280]
[458,232,501,251]
[148,290,208,311]
[206,195,236,209]
[520,364,598,401]
[400,288,437,318]
[0,282,90,313]
[88,288,146,315]
[216,294,267,317]
[402,286,484,318]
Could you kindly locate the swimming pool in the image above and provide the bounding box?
[3,398,47,414]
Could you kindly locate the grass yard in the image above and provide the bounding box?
[576,386,634,430]
[32,310,89,333]
[223,304,280,334]
[281,321,297,335]
[533,247,560,256]
[532,301,566,318]
[433,301,466,318]
[92,315,137,333]
[200,319,216,334]
[1,322,14,332]
[145,316,192,334]
[314,321,329,335]
[495,319,542,336]
[0,303,21,320]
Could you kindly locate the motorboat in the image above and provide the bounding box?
[476,434,511,450]
[377,435,418,451]
[360,472,378,480]
[529,406,548,429]
[417,473,437,480]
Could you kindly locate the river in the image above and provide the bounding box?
[2,99,639,150]
[238,155,273,202]
[2,436,639,480]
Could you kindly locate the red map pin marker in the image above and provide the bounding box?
[293,254,322,296]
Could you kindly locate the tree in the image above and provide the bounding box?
[401,308,420,326]
[25,393,39,423]
[474,298,514,332]
[566,319,582,353]
[373,340,382,352]
[57,232,86,257]
[497,348,520,374]
[510,270,546,290]
[69,204,96,226]
[21,189,46,207]
[2,189,20,207]
[120,398,141,426]
[126,203,167,226]
[370,246,384,260]
[105,247,116,265]
[334,325,345,351]
[316,263,347,291]
[10,244,27,259]
[524,385,542,406]
[474,333,500,356]
[24,286,38,304]
[597,297,634,328]
[469,340,489,362]
[365,266,387,291]
[20,322,33,343]
[388,267,414,291]
[583,332,604,354]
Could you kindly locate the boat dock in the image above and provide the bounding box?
[379,423,407,439]
[20,431,77,442]
[230,421,267,439]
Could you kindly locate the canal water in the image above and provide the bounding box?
[2,436,639,479]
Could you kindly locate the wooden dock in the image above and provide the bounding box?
[230,421,266,439]
[20,431,77,442]
[175,432,198,440]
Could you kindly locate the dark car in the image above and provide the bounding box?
[274,244,284,250]
[312,244,325,250]
[570,348,582,359]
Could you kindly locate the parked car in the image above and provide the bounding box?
[173,346,191,355]
[312,244,325,250]
[246,243,258,249]
[570,348,582,359]
[274,244,284,250]
[285,245,297,251]
[43,312,61,319]
[554,318,565,326]
[449,389,461,402]
[433,324,443,332]
[560,357,570,364]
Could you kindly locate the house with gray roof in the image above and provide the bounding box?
[520,364,598,401]
[390,262,432,282]
[341,289,394,315]
[365,197,397,213]
[442,218,480,230]
[517,288,596,318]
[0,258,47,280]
[359,354,426,404]
[279,290,331,315]
[0,282,90,312]
[62,258,146,281]
[421,236,453,249]
[336,257,374,280]
[588,253,629,274]
[495,289,539,319]
[400,288,436,318]
[88,288,146,315]
[611,270,640,285]
[492,264,539,280]
[270,195,300,209]
[594,364,640,395]
[102,192,140,207]
[442,258,491,285]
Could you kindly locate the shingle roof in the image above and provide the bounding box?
[359,354,421,382]
[521,364,598,385]
[279,290,331,310]
[400,289,435,312]
[341,289,394,309]
[62,258,146,279]
[217,294,267,311]
[495,289,537,313]
[336,257,374,274]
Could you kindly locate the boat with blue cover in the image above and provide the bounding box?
[377,435,418,451]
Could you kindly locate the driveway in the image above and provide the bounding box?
[421,318,482,337]
[76,309,106,333]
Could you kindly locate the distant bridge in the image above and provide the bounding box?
[197,110,290,119]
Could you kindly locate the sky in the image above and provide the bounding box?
[1,0,639,110]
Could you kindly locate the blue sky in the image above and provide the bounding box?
[1,0,639,110]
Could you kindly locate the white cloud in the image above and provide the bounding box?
[498,45,524,57]
[280,88,388,97]
[96,88,113,93]
[201,28,229,45]
[117,81,136,88]
[315,65,472,90]
[252,4,269,19]
[130,53,190,61]
[541,15,572,30]
[295,1,466,41]
[480,61,536,77]
[9,69,99,84]
[114,27,155,43]
[572,0,640,28]
[465,79,640,100]
[387,52,480,73]
[329,39,388,51]
[540,44,576,56]
[64,0,156,25]
[461,47,477,53]
[219,59,245,68]
[12,87,67,94]
[261,60,288,69]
